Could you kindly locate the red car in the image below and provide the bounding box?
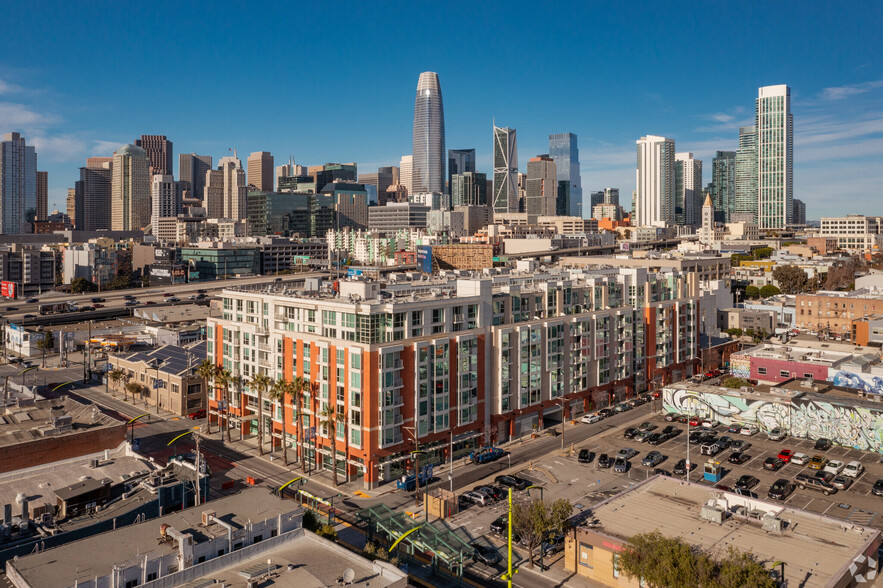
[188,409,206,420]
[777,449,794,463]
[689,417,702,427]
[144,301,156,305]
[651,391,661,398]
[93,303,104,308]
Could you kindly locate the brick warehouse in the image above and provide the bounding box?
[207,267,701,488]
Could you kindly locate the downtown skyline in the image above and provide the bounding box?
[1,1,881,218]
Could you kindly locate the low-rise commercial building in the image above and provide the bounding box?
[0,248,55,298]
[717,307,775,333]
[852,315,883,346]
[820,214,883,253]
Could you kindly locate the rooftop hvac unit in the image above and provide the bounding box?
[762,513,785,533]
[700,505,724,524]
[201,509,216,526]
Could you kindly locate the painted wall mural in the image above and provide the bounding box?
[830,370,883,395]
[730,355,751,379]
[663,387,883,453]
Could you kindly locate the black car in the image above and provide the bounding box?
[661,425,679,435]
[735,475,759,490]
[688,432,704,444]
[598,454,612,468]
[471,543,501,565]
[6,306,18,311]
[646,433,664,446]
[768,478,795,500]
[26,298,38,303]
[673,459,696,476]
[814,438,833,451]
[699,433,719,445]
[653,468,671,477]
[495,475,530,491]
[728,452,750,464]
[763,457,784,471]
[23,314,36,319]
[490,515,508,534]
[873,479,883,497]
[197,289,207,294]
[717,436,734,449]
[578,449,594,463]
[91,297,105,303]
[623,427,639,439]
[598,408,615,418]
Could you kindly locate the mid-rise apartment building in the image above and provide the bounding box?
[796,288,883,338]
[207,268,700,487]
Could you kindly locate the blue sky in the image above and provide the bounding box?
[2,1,882,219]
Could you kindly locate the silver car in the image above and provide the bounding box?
[613,457,629,473]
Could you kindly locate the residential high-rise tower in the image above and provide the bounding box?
[36,171,47,222]
[635,135,676,226]
[674,152,703,226]
[151,174,181,231]
[493,125,518,214]
[447,149,475,195]
[111,144,150,231]
[756,85,793,230]
[735,125,758,221]
[399,155,413,197]
[411,72,446,194]
[74,159,113,230]
[710,151,736,223]
[134,135,173,176]
[549,133,582,217]
[0,132,37,234]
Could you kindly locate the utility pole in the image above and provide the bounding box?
[194,433,202,507]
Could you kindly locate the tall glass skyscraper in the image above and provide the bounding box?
[493,125,518,214]
[735,125,757,221]
[447,149,475,195]
[756,84,793,230]
[711,151,736,223]
[548,133,582,217]
[412,72,446,194]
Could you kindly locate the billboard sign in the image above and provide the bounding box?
[1,281,15,299]
[416,245,433,273]
[620,241,630,251]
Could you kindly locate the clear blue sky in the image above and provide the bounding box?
[2,1,882,219]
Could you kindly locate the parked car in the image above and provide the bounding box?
[791,452,810,466]
[808,455,827,470]
[614,403,631,413]
[814,438,833,451]
[597,454,612,468]
[688,417,702,427]
[91,297,105,303]
[688,431,704,444]
[664,412,679,422]
[873,479,883,496]
[768,478,796,500]
[633,430,653,443]
[581,413,601,424]
[733,488,758,498]
[727,423,742,433]
[795,473,837,495]
[728,452,750,465]
[702,420,720,429]
[763,457,785,471]
[623,428,639,439]
[740,425,759,436]
[675,414,689,423]
[613,457,630,473]
[638,421,657,432]
[673,459,696,476]
[843,461,864,478]
[542,534,565,557]
[495,475,530,491]
[460,491,489,506]
[641,451,664,467]
[490,515,508,534]
[578,449,594,464]
[824,460,845,476]
[701,442,723,456]
[653,468,671,477]
[832,476,853,490]
[661,425,679,435]
[716,436,734,449]
[616,448,638,460]
[768,427,786,441]
[188,409,206,419]
[646,433,665,446]
[730,440,751,451]
[777,449,795,463]
[475,485,504,501]
[471,543,501,565]
[814,470,835,483]
[735,475,759,490]
[598,408,615,418]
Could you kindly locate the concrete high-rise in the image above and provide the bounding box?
[358,166,394,206]
[635,135,676,226]
[526,155,557,220]
[447,149,475,195]
[674,152,703,226]
[735,125,758,221]
[493,125,518,214]
[204,169,224,218]
[756,85,793,230]
[411,72,446,194]
[179,153,212,200]
[399,155,413,196]
[549,133,582,217]
[66,188,77,228]
[74,159,113,230]
[111,144,150,231]
[603,188,620,206]
[710,151,736,223]
[134,135,173,176]
[36,171,47,221]
[0,132,37,234]
[151,174,181,232]
[247,151,274,192]
[219,155,247,221]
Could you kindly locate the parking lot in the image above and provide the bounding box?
[450,402,883,577]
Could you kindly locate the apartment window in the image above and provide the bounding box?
[758,367,767,375]
[803,373,813,378]
[780,370,790,378]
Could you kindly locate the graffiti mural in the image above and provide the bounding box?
[831,370,883,396]
[662,386,883,453]
[730,355,751,379]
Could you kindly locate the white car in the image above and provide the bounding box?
[843,461,864,478]
[791,452,810,466]
[702,420,720,429]
[581,413,602,424]
[740,425,758,436]
[823,460,845,476]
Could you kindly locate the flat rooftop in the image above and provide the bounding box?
[0,396,122,449]
[589,476,879,588]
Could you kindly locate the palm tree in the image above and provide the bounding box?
[343,409,350,483]
[249,373,272,455]
[290,376,307,471]
[214,368,232,444]
[269,378,290,465]
[308,380,320,472]
[319,403,339,486]
[195,360,218,433]
[229,374,243,442]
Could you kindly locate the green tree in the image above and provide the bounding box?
[512,498,573,569]
[771,265,808,294]
[108,368,125,397]
[37,331,55,368]
[721,377,750,389]
[744,285,760,299]
[269,378,291,465]
[214,368,233,444]
[753,247,774,259]
[125,381,143,403]
[70,278,98,294]
[104,274,132,291]
[249,373,273,455]
[758,284,781,298]
[290,376,307,471]
[724,328,743,337]
[714,546,778,588]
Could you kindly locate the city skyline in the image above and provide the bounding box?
[0,2,881,218]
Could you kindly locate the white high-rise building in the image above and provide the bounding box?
[111,144,150,231]
[0,132,37,234]
[756,84,793,230]
[150,174,180,232]
[635,135,676,226]
[675,152,703,226]
[493,125,518,214]
[218,154,247,222]
[399,155,413,197]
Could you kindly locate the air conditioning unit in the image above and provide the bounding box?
[762,513,785,533]
[700,505,724,524]
[201,509,216,526]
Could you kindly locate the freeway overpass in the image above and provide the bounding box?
[503,237,683,260]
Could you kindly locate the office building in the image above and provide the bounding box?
[218,154,247,221]
[35,170,47,222]
[368,202,430,232]
[0,248,55,297]
[709,150,736,223]
[399,155,413,196]
[792,198,806,225]
[819,215,883,253]
[179,153,212,200]
[73,160,113,231]
[246,192,335,239]
[674,152,702,226]
[600,187,619,207]
[276,157,307,182]
[548,133,582,217]
[447,149,475,195]
[525,155,557,220]
[635,135,676,226]
[66,188,76,228]
[134,134,172,176]
[493,125,518,214]
[589,190,604,211]
[151,174,181,233]
[734,125,758,221]
[411,72,446,194]
[320,182,368,230]
[247,150,274,192]
[592,203,623,221]
[556,181,572,217]
[756,85,793,230]
[111,144,150,231]
[0,132,37,234]
[358,166,394,206]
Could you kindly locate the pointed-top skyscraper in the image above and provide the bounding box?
[412,72,446,194]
